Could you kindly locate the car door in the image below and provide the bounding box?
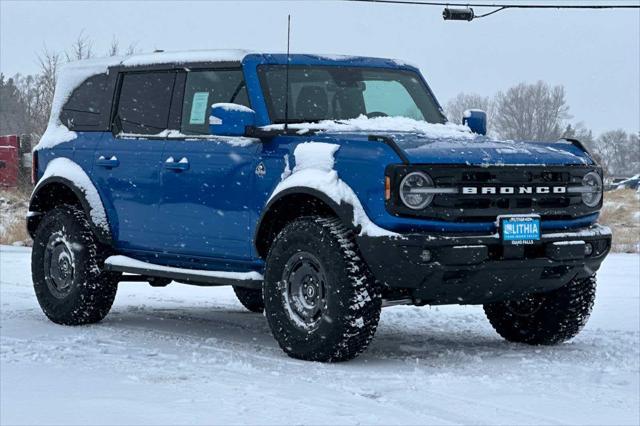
[158,68,260,262]
[93,70,176,252]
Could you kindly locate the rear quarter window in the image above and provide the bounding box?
[60,74,116,131]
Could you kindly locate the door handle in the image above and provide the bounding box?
[164,156,189,171]
[96,155,120,168]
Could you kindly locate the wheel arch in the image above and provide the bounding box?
[28,176,113,245]
[254,187,357,259]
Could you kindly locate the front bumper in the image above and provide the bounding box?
[357,224,611,305]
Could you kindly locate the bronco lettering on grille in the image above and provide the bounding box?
[462,186,567,195]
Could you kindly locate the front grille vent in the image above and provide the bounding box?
[386,165,600,222]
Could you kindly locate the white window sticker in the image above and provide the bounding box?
[189,92,210,125]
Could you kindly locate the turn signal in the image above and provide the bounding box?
[385,176,391,200]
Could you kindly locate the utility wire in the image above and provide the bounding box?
[346,0,640,8]
[474,7,507,18]
[346,0,640,20]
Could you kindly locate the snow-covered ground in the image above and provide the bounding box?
[1,246,638,425]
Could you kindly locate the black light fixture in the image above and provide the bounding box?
[442,7,475,21]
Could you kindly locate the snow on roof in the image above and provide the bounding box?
[119,49,252,67]
[35,50,253,151]
[315,54,361,61]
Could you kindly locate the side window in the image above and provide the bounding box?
[180,70,249,135]
[362,80,425,120]
[116,72,175,135]
[60,73,115,130]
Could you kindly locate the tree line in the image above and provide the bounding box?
[1,34,638,179]
[446,82,639,178]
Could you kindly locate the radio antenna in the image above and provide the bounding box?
[284,14,291,132]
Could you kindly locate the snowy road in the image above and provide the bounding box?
[1,246,638,425]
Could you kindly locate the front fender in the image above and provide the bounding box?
[261,186,356,230]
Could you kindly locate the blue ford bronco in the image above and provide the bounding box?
[29,50,611,362]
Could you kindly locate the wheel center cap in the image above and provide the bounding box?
[306,285,316,298]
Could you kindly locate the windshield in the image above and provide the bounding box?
[258,66,446,124]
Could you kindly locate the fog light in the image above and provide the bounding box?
[585,243,594,256]
[420,250,432,262]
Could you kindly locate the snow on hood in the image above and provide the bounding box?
[266,116,591,166]
[392,134,593,166]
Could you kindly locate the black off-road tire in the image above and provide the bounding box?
[484,275,597,345]
[263,217,382,362]
[31,205,118,325]
[233,286,264,313]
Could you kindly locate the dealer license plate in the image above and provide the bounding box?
[500,216,541,245]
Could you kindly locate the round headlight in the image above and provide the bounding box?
[581,171,603,207]
[399,172,435,210]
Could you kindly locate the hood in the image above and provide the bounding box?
[395,133,593,166]
[331,132,594,166]
[269,117,593,166]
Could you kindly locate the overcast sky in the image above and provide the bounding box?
[1,0,638,135]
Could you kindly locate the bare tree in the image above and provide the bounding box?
[108,36,120,57]
[590,130,639,177]
[563,122,595,145]
[33,47,61,135]
[445,93,493,128]
[65,31,93,61]
[125,42,139,56]
[493,81,571,141]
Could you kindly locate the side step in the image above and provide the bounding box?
[104,255,263,289]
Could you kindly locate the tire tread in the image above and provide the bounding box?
[484,275,597,345]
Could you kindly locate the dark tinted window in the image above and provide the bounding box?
[60,73,115,130]
[116,72,175,135]
[259,66,445,124]
[181,70,248,135]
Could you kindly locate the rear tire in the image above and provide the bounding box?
[233,286,264,313]
[31,205,118,325]
[484,275,597,345]
[263,217,381,362]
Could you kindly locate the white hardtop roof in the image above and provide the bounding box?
[61,49,253,75]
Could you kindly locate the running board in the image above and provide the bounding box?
[104,255,263,289]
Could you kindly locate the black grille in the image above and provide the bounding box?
[386,165,601,222]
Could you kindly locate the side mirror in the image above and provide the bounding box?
[209,103,256,137]
[463,109,487,136]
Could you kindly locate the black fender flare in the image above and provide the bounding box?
[253,186,358,258]
[28,176,113,245]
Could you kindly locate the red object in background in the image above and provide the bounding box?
[0,135,20,188]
